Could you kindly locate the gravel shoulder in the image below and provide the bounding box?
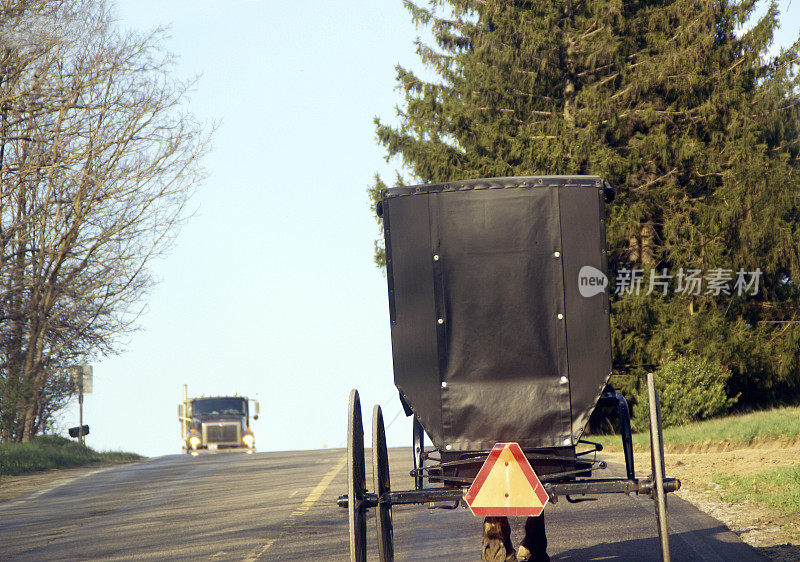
[606,442,800,561]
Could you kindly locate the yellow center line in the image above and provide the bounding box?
[290,456,346,517]
[245,456,346,561]
[244,539,275,562]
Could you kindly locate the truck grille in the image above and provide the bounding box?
[203,423,240,444]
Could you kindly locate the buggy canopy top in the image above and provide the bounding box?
[379,176,613,451]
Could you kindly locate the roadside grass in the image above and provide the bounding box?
[0,434,141,476]
[590,405,800,544]
[591,405,800,453]
[712,464,800,522]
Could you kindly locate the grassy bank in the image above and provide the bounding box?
[591,405,800,544]
[0,435,142,476]
[591,405,800,452]
[714,464,800,524]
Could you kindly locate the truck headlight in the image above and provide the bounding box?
[189,435,201,449]
[243,433,255,447]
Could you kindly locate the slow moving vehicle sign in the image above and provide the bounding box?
[464,442,550,517]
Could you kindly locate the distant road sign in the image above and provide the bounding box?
[70,365,93,394]
[464,442,549,517]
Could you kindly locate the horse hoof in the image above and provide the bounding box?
[517,545,549,562]
[483,517,517,561]
[482,538,517,562]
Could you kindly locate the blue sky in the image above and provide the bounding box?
[61,1,799,457]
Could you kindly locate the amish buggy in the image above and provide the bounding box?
[338,176,680,561]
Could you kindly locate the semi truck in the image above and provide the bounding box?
[179,384,259,455]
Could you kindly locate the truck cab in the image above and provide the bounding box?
[179,391,259,454]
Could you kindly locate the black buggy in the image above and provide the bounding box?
[338,176,680,561]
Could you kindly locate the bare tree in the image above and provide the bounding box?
[0,0,210,441]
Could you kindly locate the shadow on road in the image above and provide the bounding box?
[756,544,800,561]
[553,525,768,561]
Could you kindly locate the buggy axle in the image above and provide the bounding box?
[337,476,680,509]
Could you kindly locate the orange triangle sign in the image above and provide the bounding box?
[464,442,550,517]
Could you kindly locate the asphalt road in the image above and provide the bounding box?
[0,447,768,561]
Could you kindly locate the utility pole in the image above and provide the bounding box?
[70,365,92,445]
[78,374,84,446]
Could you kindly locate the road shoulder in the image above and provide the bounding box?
[604,447,800,561]
[0,460,140,504]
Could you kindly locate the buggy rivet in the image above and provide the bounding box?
[441,382,447,389]
[557,313,564,320]
[433,254,440,261]
[560,376,568,384]
[554,251,560,258]
[563,438,571,446]
[438,318,444,324]
[445,444,452,450]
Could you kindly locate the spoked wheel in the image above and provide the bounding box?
[373,405,394,562]
[412,415,424,490]
[347,390,367,562]
[647,373,670,561]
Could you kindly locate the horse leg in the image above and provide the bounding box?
[517,515,549,562]
[482,516,516,561]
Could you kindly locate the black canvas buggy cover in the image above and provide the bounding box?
[379,176,613,452]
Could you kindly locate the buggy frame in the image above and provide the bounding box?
[338,176,680,561]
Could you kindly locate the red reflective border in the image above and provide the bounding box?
[464,442,549,517]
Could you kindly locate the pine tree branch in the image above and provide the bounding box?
[726,57,746,74]
[631,168,678,191]
[611,84,633,100]
[592,72,619,89]
[577,62,614,78]
[579,24,603,41]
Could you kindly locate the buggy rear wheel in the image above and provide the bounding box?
[347,389,367,562]
[647,373,670,561]
[373,405,394,562]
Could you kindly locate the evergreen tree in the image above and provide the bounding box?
[371,0,800,408]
